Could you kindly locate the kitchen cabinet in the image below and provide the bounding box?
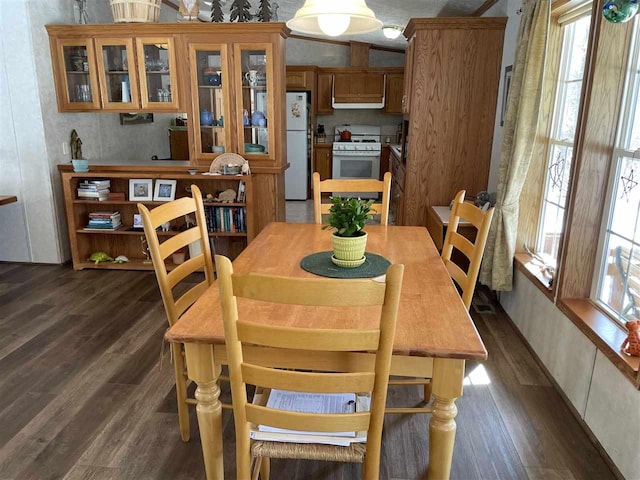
[313,144,332,181]
[50,37,101,111]
[384,73,404,114]
[333,72,384,104]
[94,37,140,110]
[48,30,181,112]
[136,36,180,111]
[397,18,505,226]
[316,72,333,114]
[380,145,391,180]
[286,67,314,90]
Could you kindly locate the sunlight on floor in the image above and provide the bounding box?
[463,364,491,385]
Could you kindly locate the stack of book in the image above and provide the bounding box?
[77,179,110,201]
[204,206,246,233]
[84,211,122,231]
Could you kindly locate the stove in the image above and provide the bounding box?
[332,125,382,196]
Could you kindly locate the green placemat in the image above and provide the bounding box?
[300,251,391,278]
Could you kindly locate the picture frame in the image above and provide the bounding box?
[153,179,177,202]
[500,65,513,127]
[129,179,153,202]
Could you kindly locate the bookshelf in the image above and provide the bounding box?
[61,171,254,270]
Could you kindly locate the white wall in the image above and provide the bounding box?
[502,270,640,478]
[485,0,523,193]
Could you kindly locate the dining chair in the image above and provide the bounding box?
[312,172,392,225]
[138,184,215,442]
[215,254,404,479]
[442,190,495,310]
[388,191,494,411]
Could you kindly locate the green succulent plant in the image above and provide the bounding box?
[323,197,376,237]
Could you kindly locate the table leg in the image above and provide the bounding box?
[184,343,224,480]
[428,358,465,480]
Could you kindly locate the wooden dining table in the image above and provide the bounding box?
[166,222,487,480]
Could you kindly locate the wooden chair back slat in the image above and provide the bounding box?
[232,273,386,306]
[441,190,494,310]
[245,404,372,433]
[215,254,404,479]
[448,232,475,260]
[237,322,380,351]
[174,280,210,320]
[313,172,391,225]
[241,364,376,393]
[167,254,206,289]
[146,196,198,228]
[159,227,201,260]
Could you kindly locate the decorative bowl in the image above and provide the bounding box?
[244,143,265,153]
[187,168,198,175]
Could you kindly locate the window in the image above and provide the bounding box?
[536,15,591,267]
[595,20,640,325]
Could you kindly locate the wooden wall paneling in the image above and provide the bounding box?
[558,7,633,299]
[402,38,415,114]
[252,173,282,233]
[516,22,564,252]
[349,41,370,67]
[403,23,505,225]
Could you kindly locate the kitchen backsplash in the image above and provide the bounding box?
[316,110,402,143]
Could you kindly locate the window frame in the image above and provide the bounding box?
[592,17,640,326]
[536,13,592,268]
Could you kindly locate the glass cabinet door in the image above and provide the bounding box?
[95,38,140,110]
[234,44,275,159]
[54,39,100,111]
[136,37,180,111]
[189,44,231,158]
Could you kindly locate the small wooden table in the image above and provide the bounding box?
[427,205,476,251]
[166,222,487,480]
[0,195,17,206]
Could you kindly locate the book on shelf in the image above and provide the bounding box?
[203,205,246,233]
[237,181,246,202]
[77,180,111,201]
[84,211,121,231]
[78,179,110,187]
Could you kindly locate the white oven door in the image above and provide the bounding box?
[332,153,380,199]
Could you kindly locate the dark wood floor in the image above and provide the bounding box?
[0,262,616,480]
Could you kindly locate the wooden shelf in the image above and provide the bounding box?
[145,70,171,75]
[77,228,246,237]
[106,71,130,74]
[75,259,176,271]
[243,126,268,130]
[242,85,266,89]
[198,85,223,89]
[200,125,225,129]
[66,71,89,74]
[73,199,246,207]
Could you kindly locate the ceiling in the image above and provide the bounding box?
[182,0,494,49]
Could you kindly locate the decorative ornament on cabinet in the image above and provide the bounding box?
[603,0,639,23]
[211,0,224,22]
[230,0,253,22]
[179,0,199,20]
[257,0,272,21]
[621,320,640,356]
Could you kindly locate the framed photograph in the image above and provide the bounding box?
[129,179,153,201]
[120,113,154,125]
[500,65,513,127]
[153,179,177,202]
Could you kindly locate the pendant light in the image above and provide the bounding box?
[286,0,383,37]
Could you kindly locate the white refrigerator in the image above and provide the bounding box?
[285,92,309,200]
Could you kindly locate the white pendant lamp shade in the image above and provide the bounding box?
[286,0,383,37]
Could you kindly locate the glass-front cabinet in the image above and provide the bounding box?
[136,37,180,111]
[53,38,100,111]
[188,44,231,158]
[95,38,140,110]
[234,44,275,160]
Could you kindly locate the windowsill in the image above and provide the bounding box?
[514,252,554,300]
[514,254,639,388]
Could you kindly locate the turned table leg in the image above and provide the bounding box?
[184,343,224,480]
[428,358,465,480]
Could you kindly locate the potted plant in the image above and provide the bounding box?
[323,197,375,267]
